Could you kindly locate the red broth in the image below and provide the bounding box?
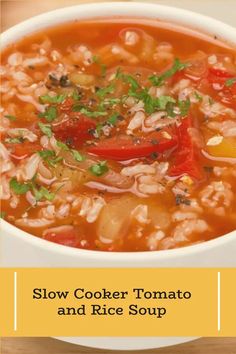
[1,19,236,251]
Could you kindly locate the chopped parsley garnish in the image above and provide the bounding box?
[122,74,140,90]
[101,64,107,78]
[48,156,63,167]
[38,122,52,138]
[96,83,115,98]
[116,70,140,91]
[157,96,176,110]
[56,140,85,163]
[166,101,177,118]
[72,103,83,112]
[103,98,121,106]
[0,211,6,219]
[71,149,85,162]
[149,58,188,87]
[194,91,203,101]
[32,186,55,202]
[95,123,103,137]
[115,66,121,77]
[10,178,30,195]
[92,55,107,77]
[117,68,177,114]
[38,149,55,159]
[38,106,57,122]
[130,89,176,114]
[56,140,70,151]
[94,112,120,137]
[38,149,62,167]
[4,114,16,121]
[79,107,107,118]
[89,161,109,176]
[92,55,99,63]
[107,112,120,126]
[39,94,67,104]
[5,137,24,144]
[225,77,236,87]
[71,90,81,101]
[10,175,55,202]
[178,98,191,116]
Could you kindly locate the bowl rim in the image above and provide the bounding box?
[2,1,236,48]
[1,217,236,260]
[1,1,236,260]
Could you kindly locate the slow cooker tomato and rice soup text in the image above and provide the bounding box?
[1,19,236,251]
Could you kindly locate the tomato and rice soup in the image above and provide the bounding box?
[1,19,236,251]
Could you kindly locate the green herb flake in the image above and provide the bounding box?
[38,122,52,138]
[107,112,119,126]
[178,98,191,116]
[118,72,140,91]
[48,156,63,167]
[149,58,188,87]
[157,96,176,110]
[129,88,176,114]
[71,90,81,101]
[89,161,109,176]
[92,55,100,63]
[38,106,57,122]
[0,211,6,219]
[95,123,103,137]
[39,94,67,104]
[38,150,55,159]
[225,77,236,87]
[10,178,30,195]
[166,102,177,118]
[32,186,55,202]
[56,140,70,151]
[72,103,83,112]
[92,56,107,77]
[5,137,24,144]
[103,98,120,106]
[57,140,85,162]
[39,187,55,201]
[96,83,115,98]
[71,149,85,162]
[79,107,107,118]
[101,64,107,78]
[4,114,16,121]
[194,91,203,101]
[38,149,63,167]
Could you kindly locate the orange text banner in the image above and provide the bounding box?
[0,268,235,336]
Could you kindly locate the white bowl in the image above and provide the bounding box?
[1,1,236,350]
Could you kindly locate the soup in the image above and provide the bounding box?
[1,19,236,252]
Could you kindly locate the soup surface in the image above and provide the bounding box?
[1,19,236,251]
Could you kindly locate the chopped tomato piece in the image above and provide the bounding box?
[88,130,177,160]
[43,228,79,248]
[208,67,232,80]
[169,117,202,179]
[53,112,96,148]
[207,68,236,108]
